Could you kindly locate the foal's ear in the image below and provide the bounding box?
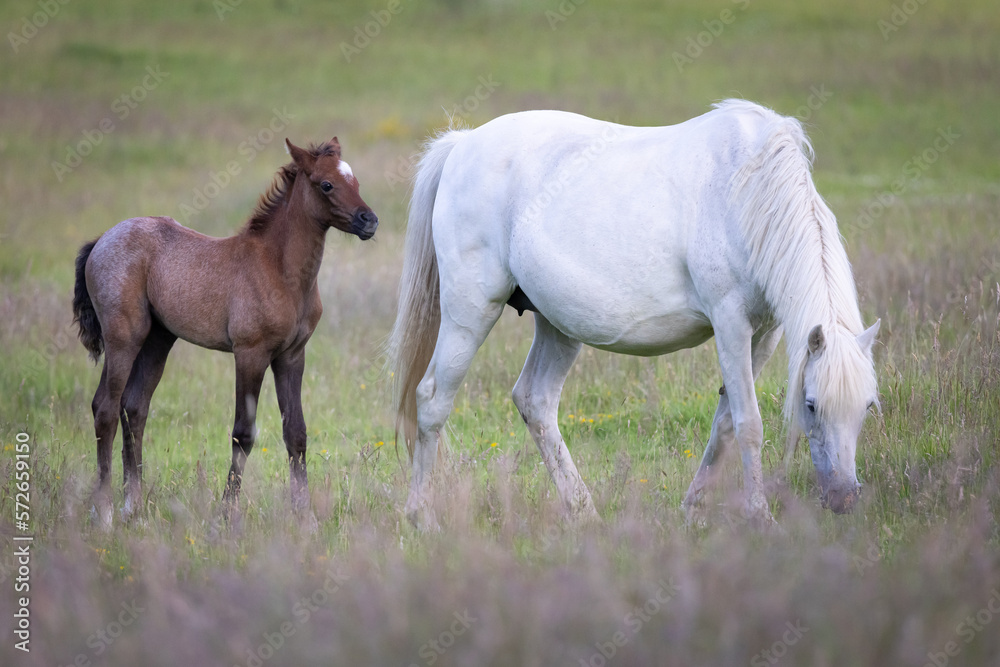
[285,139,316,172]
[329,136,342,157]
[807,324,826,356]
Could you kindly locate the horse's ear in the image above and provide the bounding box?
[285,139,316,172]
[857,318,880,354]
[329,137,342,157]
[808,324,825,356]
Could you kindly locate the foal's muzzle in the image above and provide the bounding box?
[352,209,378,240]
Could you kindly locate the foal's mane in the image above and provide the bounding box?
[244,141,341,234]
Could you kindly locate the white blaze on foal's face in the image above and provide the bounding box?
[338,160,356,184]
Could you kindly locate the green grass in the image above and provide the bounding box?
[2,0,1000,664]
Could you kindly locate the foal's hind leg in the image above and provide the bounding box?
[91,329,148,530]
[119,321,176,521]
[512,314,597,521]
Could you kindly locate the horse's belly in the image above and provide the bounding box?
[542,296,714,356]
[587,311,714,356]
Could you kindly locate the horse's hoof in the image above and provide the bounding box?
[682,501,709,530]
[567,502,601,527]
[405,504,440,533]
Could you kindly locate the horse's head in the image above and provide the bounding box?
[794,320,880,514]
[286,138,378,240]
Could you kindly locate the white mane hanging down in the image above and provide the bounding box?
[719,99,876,425]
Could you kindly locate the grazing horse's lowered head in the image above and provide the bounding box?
[790,320,880,514]
[285,137,378,240]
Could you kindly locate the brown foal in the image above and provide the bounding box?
[72,138,377,529]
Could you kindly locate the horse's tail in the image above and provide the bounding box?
[388,129,469,460]
[73,239,104,363]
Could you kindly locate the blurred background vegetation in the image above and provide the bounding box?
[1,1,998,665]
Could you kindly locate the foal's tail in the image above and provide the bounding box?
[388,129,468,459]
[73,239,104,363]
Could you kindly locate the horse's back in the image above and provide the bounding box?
[432,107,775,353]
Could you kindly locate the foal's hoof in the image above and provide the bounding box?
[297,510,320,535]
[91,501,113,532]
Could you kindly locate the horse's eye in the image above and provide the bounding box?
[320,181,333,193]
[806,399,816,414]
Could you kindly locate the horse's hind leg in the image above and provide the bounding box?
[119,320,176,521]
[511,314,596,521]
[405,298,505,530]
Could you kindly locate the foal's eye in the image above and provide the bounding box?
[320,181,333,193]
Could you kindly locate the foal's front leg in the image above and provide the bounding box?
[221,347,269,520]
[272,348,316,526]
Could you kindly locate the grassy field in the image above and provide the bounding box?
[1,0,999,664]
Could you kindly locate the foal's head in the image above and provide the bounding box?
[286,138,378,240]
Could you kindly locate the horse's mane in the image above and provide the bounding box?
[244,141,341,234]
[721,100,875,425]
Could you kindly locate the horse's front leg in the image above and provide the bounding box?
[221,347,269,522]
[683,324,782,526]
[272,348,316,529]
[711,309,776,529]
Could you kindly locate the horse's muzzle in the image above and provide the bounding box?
[352,209,378,240]
[821,481,862,514]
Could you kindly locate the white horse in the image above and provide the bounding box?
[389,100,879,529]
